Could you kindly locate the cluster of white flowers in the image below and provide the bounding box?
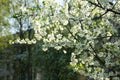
[26,0,120,79]
[10,38,36,45]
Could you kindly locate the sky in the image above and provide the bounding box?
[55,0,64,5]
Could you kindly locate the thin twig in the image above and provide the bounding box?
[111,1,118,9]
[66,21,80,42]
[95,35,120,40]
[89,44,106,67]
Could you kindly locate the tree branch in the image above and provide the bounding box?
[88,1,120,15]
[96,0,103,8]
[87,0,104,9]
[93,10,108,20]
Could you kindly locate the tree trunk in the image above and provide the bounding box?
[27,45,32,80]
